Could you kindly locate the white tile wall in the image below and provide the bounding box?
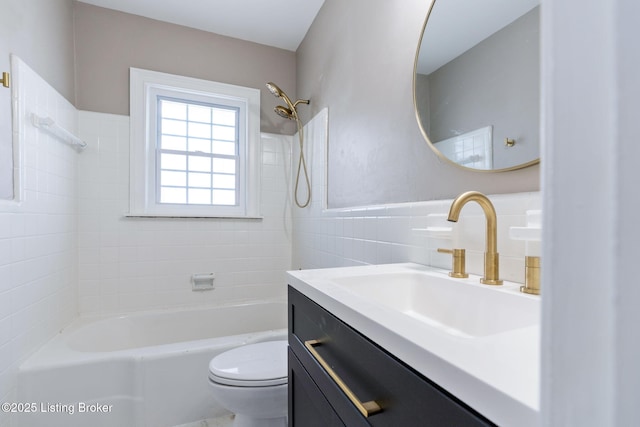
[292,108,541,283]
[0,57,79,427]
[76,112,293,316]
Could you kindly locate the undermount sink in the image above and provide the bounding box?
[331,270,539,338]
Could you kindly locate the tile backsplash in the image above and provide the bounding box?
[292,108,541,283]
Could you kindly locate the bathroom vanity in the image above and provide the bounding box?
[288,287,493,426]
[287,263,540,426]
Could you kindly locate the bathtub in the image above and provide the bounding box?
[16,300,287,427]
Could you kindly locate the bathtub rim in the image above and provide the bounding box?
[19,298,288,371]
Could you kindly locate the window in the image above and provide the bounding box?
[130,68,261,217]
[156,97,240,206]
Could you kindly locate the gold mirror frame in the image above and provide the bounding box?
[413,0,540,173]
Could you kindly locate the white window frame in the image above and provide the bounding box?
[129,68,261,218]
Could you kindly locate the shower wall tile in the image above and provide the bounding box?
[0,58,79,426]
[292,108,541,283]
[76,111,293,316]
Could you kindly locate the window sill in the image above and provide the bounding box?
[124,213,263,220]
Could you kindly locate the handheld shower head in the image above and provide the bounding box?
[266,82,283,98]
[265,81,312,208]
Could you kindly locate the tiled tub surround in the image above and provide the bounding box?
[0,58,79,425]
[292,109,541,283]
[76,112,293,316]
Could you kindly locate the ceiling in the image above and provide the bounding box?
[77,0,325,52]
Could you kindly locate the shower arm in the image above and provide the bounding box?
[293,99,310,108]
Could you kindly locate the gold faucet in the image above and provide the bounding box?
[447,191,503,285]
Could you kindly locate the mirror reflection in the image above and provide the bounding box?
[415,0,540,171]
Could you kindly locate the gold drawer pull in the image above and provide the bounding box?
[304,339,382,417]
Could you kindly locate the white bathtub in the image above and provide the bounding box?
[16,300,287,427]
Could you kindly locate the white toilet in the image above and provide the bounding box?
[208,340,288,427]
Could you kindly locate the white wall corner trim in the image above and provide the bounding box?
[541,0,640,425]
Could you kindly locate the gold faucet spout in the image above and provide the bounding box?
[447,191,502,285]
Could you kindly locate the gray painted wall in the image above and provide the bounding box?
[73,2,298,135]
[0,0,75,101]
[297,0,540,208]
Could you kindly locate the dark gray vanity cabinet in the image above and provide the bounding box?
[288,286,495,427]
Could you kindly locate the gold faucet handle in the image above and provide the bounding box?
[437,248,469,278]
[520,256,541,295]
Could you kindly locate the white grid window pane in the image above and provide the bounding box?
[188,104,212,123]
[188,156,212,173]
[212,125,235,141]
[162,101,187,120]
[212,174,236,189]
[188,138,211,153]
[213,108,237,126]
[188,188,212,204]
[162,118,187,136]
[157,97,240,207]
[161,187,186,204]
[212,189,236,205]
[161,153,187,170]
[188,122,211,139]
[212,141,236,156]
[161,135,187,151]
[189,172,211,188]
[212,158,236,174]
[161,171,186,187]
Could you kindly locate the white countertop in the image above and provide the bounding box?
[287,263,540,427]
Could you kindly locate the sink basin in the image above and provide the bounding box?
[331,271,539,338]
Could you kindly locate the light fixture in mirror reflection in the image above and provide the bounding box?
[414,0,541,172]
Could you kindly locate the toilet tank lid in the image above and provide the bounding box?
[209,340,288,381]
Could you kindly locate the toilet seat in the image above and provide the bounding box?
[208,340,288,387]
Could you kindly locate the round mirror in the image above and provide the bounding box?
[414,0,540,171]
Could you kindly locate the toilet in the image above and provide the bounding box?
[208,340,288,427]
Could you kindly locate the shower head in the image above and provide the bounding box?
[266,82,284,98]
[266,81,312,209]
[266,82,294,109]
[265,82,309,121]
[274,105,294,120]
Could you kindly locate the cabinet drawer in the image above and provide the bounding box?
[288,286,494,426]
